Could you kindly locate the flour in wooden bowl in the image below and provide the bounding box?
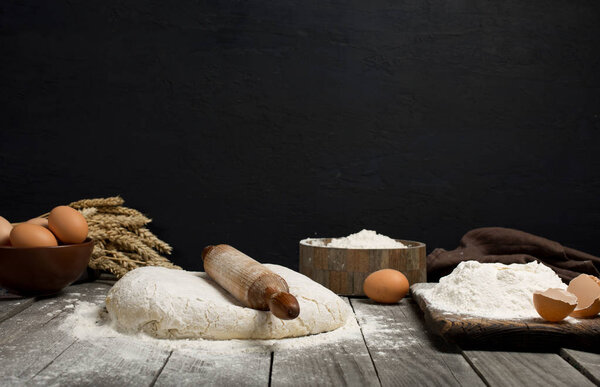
[302,229,407,249]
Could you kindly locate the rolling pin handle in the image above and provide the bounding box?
[202,245,215,261]
[266,288,300,320]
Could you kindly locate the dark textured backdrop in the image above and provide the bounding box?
[1,0,599,271]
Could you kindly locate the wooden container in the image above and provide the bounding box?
[299,239,426,296]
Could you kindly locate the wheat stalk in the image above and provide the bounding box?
[69,196,125,208]
[87,214,151,230]
[80,207,98,218]
[64,196,180,278]
[134,227,173,254]
[96,206,145,217]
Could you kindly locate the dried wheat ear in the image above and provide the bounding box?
[61,196,180,278]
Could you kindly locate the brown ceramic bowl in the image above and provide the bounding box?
[0,238,94,296]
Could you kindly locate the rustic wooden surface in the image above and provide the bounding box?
[0,296,34,323]
[271,299,379,387]
[351,298,485,386]
[411,283,600,350]
[1,281,599,386]
[155,351,271,387]
[560,349,600,385]
[463,351,595,387]
[299,239,426,296]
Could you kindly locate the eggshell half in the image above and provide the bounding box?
[568,274,600,318]
[363,269,410,304]
[533,288,578,322]
[48,206,88,244]
[0,216,12,246]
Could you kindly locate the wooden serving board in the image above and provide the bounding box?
[411,283,600,351]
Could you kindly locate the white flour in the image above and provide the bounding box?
[415,261,570,320]
[302,229,407,249]
[355,313,419,351]
[63,300,363,354]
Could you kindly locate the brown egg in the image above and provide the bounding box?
[533,288,577,322]
[48,206,88,244]
[567,274,600,318]
[26,217,49,228]
[0,216,12,246]
[364,269,410,304]
[10,223,58,247]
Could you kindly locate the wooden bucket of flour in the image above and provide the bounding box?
[299,239,426,296]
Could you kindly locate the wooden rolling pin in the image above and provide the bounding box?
[201,244,300,320]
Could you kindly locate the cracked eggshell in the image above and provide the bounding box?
[568,274,600,318]
[533,288,578,322]
[363,269,409,304]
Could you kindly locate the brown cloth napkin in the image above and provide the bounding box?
[428,227,600,283]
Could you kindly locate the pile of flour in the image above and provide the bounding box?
[415,261,567,319]
[302,229,407,249]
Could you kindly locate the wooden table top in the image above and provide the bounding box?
[1,280,599,386]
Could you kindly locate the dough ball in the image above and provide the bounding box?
[105,265,351,340]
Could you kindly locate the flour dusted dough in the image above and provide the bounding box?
[105,265,351,340]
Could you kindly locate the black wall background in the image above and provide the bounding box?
[1,0,599,271]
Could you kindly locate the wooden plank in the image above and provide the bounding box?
[463,350,595,387]
[270,298,380,386]
[4,280,264,387]
[0,296,34,323]
[0,282,110,344]
[412,283,600,350]
[155,350,271,387]
[0,282,112,384]
[30,338,171,386]
[560,348,600,385]
[399,297,486,386]
[21,278,170,387]
[351,297,485,387]
[0,309,77,386]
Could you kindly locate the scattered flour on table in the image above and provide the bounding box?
[60,264,365,353]
[414,260,578,320]
[302,229,407,249]
[63,301,363,354]
[355,312,419,351]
